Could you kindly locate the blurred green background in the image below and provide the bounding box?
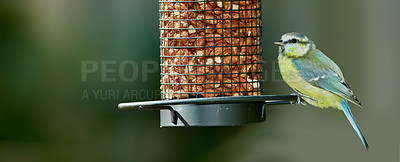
[1,0,399,161]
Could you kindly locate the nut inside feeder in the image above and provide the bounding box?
[118,0,299,127]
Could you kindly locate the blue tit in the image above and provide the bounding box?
[275,32,368,150]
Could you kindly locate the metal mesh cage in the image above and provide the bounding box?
[160,0,262,100]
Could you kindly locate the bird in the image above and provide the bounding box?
[275,32,368,150]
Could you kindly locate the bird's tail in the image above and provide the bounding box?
[341,99,369,150]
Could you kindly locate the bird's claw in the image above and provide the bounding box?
[290,92,308,106]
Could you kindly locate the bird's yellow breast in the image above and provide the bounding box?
[278,55,342,109]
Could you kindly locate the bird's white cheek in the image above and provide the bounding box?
[294,44,311,57]
[301,44,311,56]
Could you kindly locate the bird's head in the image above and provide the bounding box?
[274,32,315,58]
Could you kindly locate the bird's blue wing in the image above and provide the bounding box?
[292,50,362,107]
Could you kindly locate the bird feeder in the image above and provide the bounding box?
[118,0,299,127]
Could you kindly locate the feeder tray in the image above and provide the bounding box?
[118,95,299,127]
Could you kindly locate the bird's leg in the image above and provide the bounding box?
[290,92,313,106]
[290,92,303,105]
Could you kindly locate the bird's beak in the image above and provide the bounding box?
[274,40,284,46]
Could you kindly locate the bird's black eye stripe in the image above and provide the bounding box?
[284,38,300,44]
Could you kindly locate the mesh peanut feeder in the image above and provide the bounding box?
[160,0,263,99]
